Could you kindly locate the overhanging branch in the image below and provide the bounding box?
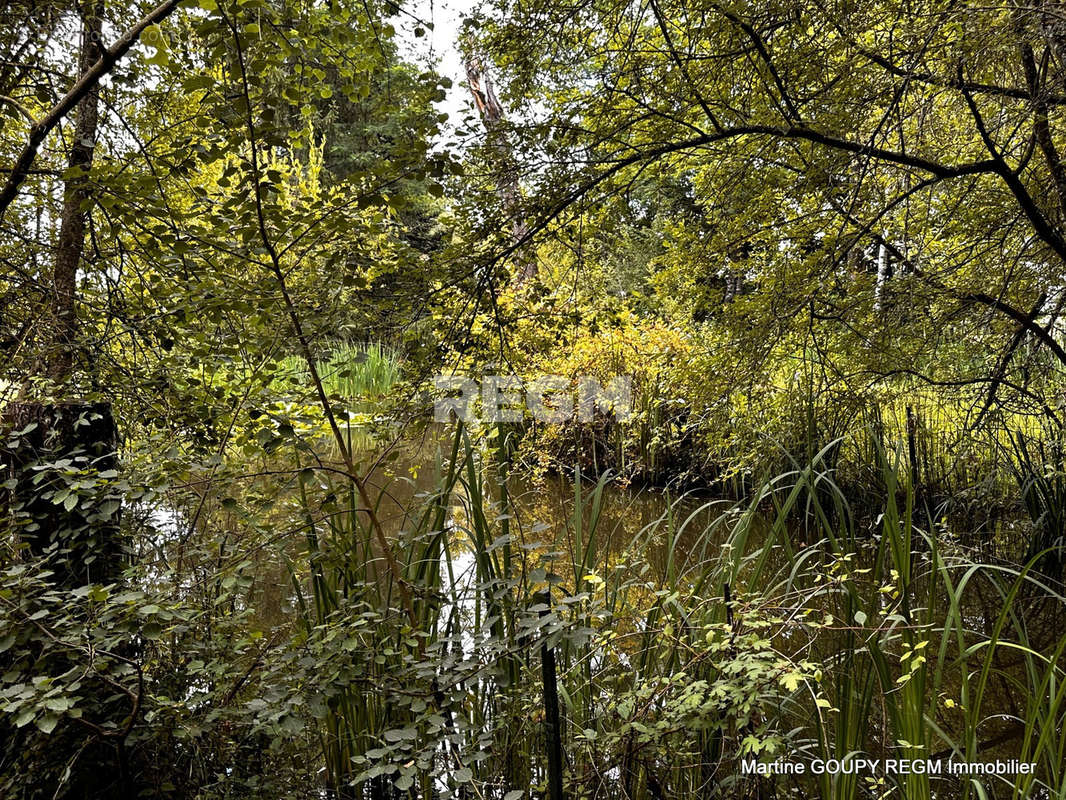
[0,0,186,223]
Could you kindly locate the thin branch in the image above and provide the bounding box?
[960,76,1066,264]
[0,94,34,122]
[973,293,1048,428]
[492,125,997,268]
[1014,12,1066,217]
[712,2,802,121]
[219,5,417,626]
[0,0,186,223]
[647,0,721,132]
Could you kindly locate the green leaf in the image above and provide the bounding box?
[35,714,59,734]
[780,672,802,692]
[142,622,163,639]
[384,727,416,742]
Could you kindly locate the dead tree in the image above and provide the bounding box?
[464,54,535,284]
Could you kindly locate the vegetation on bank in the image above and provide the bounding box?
[3,425,1066,798]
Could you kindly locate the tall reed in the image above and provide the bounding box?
[286,425,1066,799]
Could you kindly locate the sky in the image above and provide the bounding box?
[403,0,480,127]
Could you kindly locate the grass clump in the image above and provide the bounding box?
[276,342,401,402]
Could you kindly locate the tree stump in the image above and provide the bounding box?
[1,401,124,587]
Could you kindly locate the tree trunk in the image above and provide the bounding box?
[874,243,891,313]
[49,0,104,383]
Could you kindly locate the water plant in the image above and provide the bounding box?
[276,343,402,403]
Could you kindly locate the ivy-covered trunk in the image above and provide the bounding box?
[1,401,124,587]
[0,400,129,799]
[0,0,122,584]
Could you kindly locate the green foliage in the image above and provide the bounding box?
[6,424,1065,798]
[6,0,1066,796]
